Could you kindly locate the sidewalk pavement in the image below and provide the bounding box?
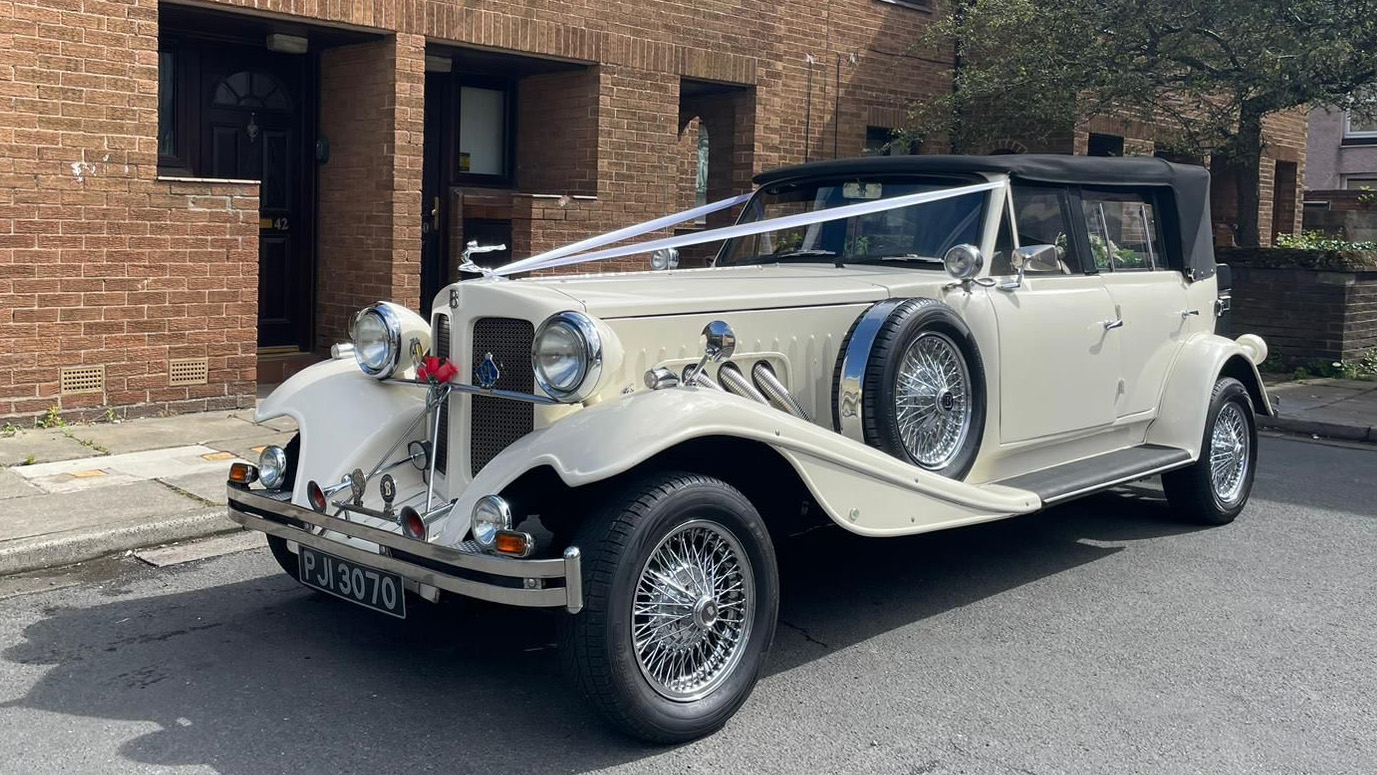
[0,409,295,575]
[0,375,1373,576]
[1259,375,1377,443]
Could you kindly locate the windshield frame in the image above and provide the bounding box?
[712,173,1000,269]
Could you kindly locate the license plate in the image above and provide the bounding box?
[298,546,406,618]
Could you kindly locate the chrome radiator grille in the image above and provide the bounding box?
[470,317,535,476]
[432,313,451,475]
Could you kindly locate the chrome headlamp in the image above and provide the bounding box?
[350,303,403,378]
[257,445,288,490]
[532,311,603,402]
[471,495,512,548]
[943,244,984,281]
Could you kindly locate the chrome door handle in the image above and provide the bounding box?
[1103,318,1124,330]
[1180,309,1200,319]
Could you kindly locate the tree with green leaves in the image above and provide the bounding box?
[909,0,1377,246]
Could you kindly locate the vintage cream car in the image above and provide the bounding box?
[227,155,1270,742]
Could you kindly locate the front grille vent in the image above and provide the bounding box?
[470,317,535,476]
[432,313,451,475]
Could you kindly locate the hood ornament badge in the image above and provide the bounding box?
[474,352,501,389]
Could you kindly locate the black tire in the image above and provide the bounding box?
[1162,377,1258,525]
[835,298,987,480]
[559,472,779,743]
[264,435,302,578]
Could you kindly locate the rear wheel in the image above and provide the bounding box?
[559,472,779,743]
[1163,377,1258,525]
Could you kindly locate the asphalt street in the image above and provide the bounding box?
[0,436,1373,775]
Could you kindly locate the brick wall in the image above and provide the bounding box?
[1223,248,1377,361]
[0,0,258,423]
[315,35,425,351]
[515,68,599,197]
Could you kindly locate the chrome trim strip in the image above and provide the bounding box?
[229,485,570,580]
[1040,460,1194,505]
[835,299,906,442]
[381,377,559,405]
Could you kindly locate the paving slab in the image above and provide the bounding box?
[10,445,246,495]
[61,413,266,455]
[0,430,93,467]
[133,530,262,567]
[229,408,298,432]
[159,469,235,505]
[0,479,208,542]
[204,429,297,462]
[0,470,42,501]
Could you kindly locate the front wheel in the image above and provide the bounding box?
[1162,377,1258,525]
[559,472,779,743]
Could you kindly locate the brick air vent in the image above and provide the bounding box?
[169,358,209,386]
[60,366,105,395]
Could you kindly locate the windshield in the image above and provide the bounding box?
[716,177,987,267]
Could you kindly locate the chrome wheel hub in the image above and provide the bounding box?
[1210,402,1250,503]
[632,519,754,702]
[895,331,972,470]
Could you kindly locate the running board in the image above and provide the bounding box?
[996,444,1193,506]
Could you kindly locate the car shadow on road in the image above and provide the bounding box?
[1,488,1201,773]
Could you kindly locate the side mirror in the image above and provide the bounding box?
[1013,244,1060,273]
[1000,244,1060,292]
[702,320,736,362]
[686,320,736,387]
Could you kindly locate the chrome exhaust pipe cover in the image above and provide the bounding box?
[751,361,809,420]
[717,363,770,404]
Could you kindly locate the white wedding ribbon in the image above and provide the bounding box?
[496,193,754,275]
[494,181,1002,277]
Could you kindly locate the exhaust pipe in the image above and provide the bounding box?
[717,363,769,404]
[751,361,809,420]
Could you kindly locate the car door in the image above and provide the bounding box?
[988,184,1122,443]
[1081,188,1194,419]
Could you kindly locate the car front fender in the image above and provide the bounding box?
[256,358,428,506]
[435,387,1040,544]
[1146,332,1274,459]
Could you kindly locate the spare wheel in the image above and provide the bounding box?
[832,298,987,479]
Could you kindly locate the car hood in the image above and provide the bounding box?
[524,264,915,318]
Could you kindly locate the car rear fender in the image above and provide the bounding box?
[1146,333,1273,458]
[435,387,1040,544]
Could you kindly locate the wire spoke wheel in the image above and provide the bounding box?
[1209,402,1250,503]
[631,519,755,702]
[894,331,972,469]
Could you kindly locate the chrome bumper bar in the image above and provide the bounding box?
[227,484,583,613]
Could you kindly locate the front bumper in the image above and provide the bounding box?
[227,484,583,613]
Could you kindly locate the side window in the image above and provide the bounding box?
[1010,186,1075,274]
[1081,190,1164,271]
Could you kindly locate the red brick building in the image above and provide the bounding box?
[0,0,1305,422]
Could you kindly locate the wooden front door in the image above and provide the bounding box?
[202,49,313,349]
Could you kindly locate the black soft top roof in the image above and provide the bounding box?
[753,155,1216,279]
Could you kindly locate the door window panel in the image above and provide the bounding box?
[1010,186,1075,274]
[1082,191,1162,271]
[459,86,508,176]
